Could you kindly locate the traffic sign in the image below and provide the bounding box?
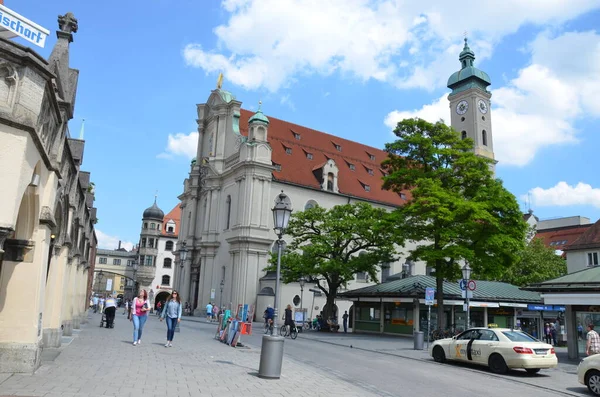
[425,287,435,305]
[467,280,476,291]
[461,290,473,299]
[459,279,467,291]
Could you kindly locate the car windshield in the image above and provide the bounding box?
[501,331,538,342]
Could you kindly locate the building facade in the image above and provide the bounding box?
[0,12,98,373]
[93,248,136,299]
[176,40,496,322]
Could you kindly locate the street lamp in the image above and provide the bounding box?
[462,263,472,330]
[132,260,139,298]
[258,190,292,379]
[299,276,307,330]
[219,279,224,310]
[178,241,188,292]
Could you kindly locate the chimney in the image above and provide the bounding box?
[118,240,121,250]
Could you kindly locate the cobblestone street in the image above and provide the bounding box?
[0,312,373,397]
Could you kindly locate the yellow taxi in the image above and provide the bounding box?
[430,327,557,374]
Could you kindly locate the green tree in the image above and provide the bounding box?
[267,202,399,320]
[382,118,526,328]
[498,236,567,287]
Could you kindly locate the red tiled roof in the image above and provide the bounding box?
[161,204,181,237]
[239,109,409,207]
[534,224,592,251]
[562,220,600,251]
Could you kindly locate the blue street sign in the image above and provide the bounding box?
[425,287,435,305]
[459,279,467,291]
[527,304,554,311]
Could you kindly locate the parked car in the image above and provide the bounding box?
[578,354,600,395]
[430,327,557,374]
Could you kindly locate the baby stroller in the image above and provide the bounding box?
[99,312,114,328]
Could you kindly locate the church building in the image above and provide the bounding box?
[176,39,496,321]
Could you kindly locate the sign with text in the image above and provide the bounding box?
[0,4,49,48]
[210,288,215,299]
[105,279,113,292]
[425,287,435,305]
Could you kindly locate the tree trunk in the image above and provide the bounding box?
[322,288,338,321]
[436,268,444,330]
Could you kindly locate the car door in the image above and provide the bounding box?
[449,330,475,362]
[470,329,499,365]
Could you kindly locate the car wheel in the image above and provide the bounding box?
[586,369,600,396]
[432,346,446,363]
[525,368,540,375]
[488,354,508,374]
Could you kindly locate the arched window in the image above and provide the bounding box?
[161,275,170,286]
[225,195,232,229]
[482,130,488,146]
[327,173,334,192]
[163,258,172,268]
[461,131,467,140]
[150,223,155,229]
[165,240,174,251]
[305,200,318,210]
[144,222,148,229]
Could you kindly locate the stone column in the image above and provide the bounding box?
[0,227,50,373]
[42,246,67,348]
[62,260,75,336]
[484,307,488,327]
[81,268,89,324]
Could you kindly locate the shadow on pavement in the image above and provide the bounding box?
[565,386,589,395]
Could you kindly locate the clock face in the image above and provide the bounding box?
[478,99,488,114]
[456,100,468,115]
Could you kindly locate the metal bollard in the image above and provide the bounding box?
[258,335,285,379]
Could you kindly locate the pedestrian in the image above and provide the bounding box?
[206,302,213,322]
[212,304,219,322]
[551,324,557,346]
[284,304,295,333]
[156,301,162,317]
[92,295,99,313]
[104,295,117,328]
[342,311,349,333]
[130,289,150,346]
[544,323,551,344]
[587,324,600,356]
[123,299,129,315]
[160,290,182,347]
[99,296,105,314]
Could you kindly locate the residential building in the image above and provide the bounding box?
[176,39,497,321]
[93,247,136,299]
[0,11,98,373]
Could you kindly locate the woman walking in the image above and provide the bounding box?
[130,289,149,346]
[160,290,182,347]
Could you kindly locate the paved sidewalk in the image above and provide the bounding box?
[0,312,377,397]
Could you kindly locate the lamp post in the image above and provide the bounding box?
[462,263,472,330]
[219,279,224,310]
[258,190,292,379]
[132,260,139,298]
[96,270,104,295]
[299,276,307,330]
[178,241,188,293]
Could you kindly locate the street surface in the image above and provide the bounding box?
[0,313,592,397]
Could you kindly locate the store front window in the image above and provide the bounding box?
[383,303,413,334]
[575,307,600,356]
[355,302,380,332]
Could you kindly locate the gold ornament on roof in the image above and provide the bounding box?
[217,73,223,89]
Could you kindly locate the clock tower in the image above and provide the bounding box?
[447,38,496,173]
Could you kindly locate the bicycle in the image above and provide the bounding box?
[279,324,298,339]
[264,319,274,335]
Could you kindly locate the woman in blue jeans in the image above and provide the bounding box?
[130,289,149,345]
[160,290,182,347]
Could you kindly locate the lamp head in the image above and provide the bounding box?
[272,190,292,235]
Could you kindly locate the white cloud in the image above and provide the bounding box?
[280,94,296,111]
[96,230,134,251]
[385,30,600,166]
[183,0,598,92]
[525,182,600,208]
[157,132,199,160]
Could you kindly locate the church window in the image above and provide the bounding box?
[482,130,488,146]
[225,195,232,229]
[327,173,334,192]
[482,116,485,121]
[305,200,318,210]
[461,117,465,122]
[167,226,174,233]
[461,131,467,140]
[161,275,171,285]
[163,258,172,268]
[165,241,174,251]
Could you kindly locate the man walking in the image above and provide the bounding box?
[206,302,213,322]
[92,295,99,313]
[104,295,117,328]
[587,324,600,356]
[342,311,349,333]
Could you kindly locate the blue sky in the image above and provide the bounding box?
[11,1,600,250]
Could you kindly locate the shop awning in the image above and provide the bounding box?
[469,302,500,308]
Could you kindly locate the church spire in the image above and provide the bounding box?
[459,37,475,69]
[249,100,269,125]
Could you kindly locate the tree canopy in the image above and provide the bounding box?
[382,118,527,328]
[495,235,567,287]
[266,202,399,320]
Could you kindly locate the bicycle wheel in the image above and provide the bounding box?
[290,327,298,340]
[264,322,270,334]
[279,326,286,337]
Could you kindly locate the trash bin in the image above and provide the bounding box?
[413,331,424,350]
[258,335,285,379]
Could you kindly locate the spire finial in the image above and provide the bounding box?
[258,100,262,111]
[79,118,85,139]
[217,72,223,89]
[154,190,158,204]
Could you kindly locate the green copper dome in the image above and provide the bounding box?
[191,156,197,165]
[249,101,269,125]
[447,38,491,94]
[217,89,236,103]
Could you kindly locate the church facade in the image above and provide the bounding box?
[176,39,496,321]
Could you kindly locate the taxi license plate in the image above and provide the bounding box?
[534,349,548,355]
